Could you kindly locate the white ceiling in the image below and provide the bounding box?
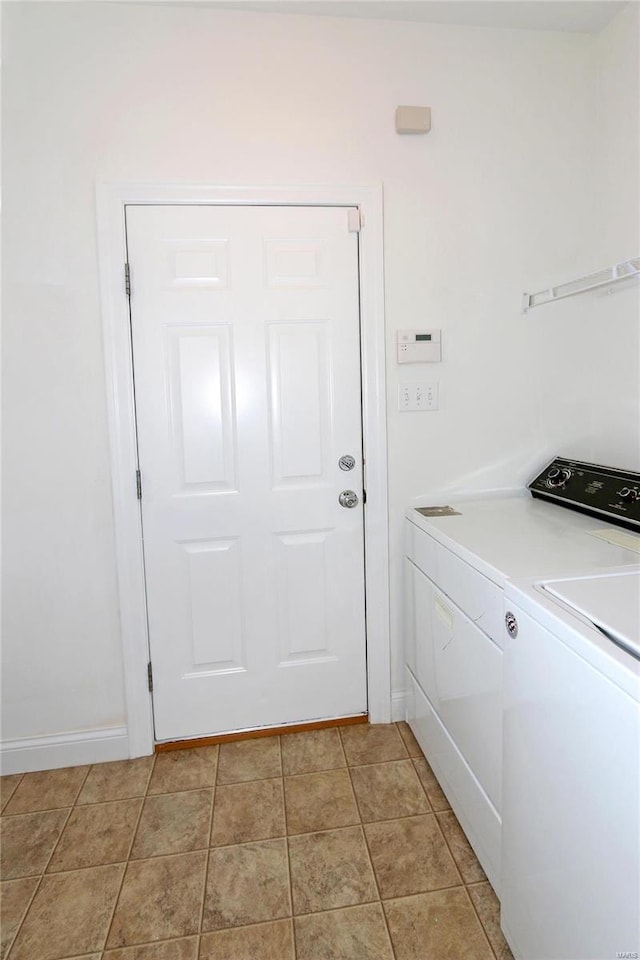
[195,0,629,33]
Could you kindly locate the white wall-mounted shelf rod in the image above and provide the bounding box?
[522,257,640,312]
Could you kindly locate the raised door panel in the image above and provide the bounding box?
[275,530,335,664]
[267,323,331,486]
[169,327,237,492]
[169,240,231,289]
[264,239,324,288]
[182,539,245,677]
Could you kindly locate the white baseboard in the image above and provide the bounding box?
[0,726,130,775]
[391,689,406,722]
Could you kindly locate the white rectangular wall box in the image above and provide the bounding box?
[397,330,441,363]
[395,105,432,134]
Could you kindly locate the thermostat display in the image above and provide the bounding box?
[397,329,442,363]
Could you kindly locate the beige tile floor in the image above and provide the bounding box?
[0,722,514,960]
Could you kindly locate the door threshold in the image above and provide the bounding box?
[155,713,368,752]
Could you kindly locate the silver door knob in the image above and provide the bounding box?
[339,490,359,508]
[505,612,518,638]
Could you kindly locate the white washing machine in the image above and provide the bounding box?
[405,457,640,906]
[502,569,640,960]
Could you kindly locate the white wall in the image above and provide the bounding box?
[2,1,637,758]
[589,2,640,468]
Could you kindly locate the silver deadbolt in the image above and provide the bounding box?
[505,612,518,638]
[339,490,359,509]
[339,455,356,472]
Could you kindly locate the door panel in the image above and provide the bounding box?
[126,204,366,740]
[275,530,334,662]
[268,323,330,483]
[172,327,236,489]
[183,538,244,674]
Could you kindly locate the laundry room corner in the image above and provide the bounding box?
[1,0,637,764]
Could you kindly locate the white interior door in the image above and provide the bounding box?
[126,204,367,741]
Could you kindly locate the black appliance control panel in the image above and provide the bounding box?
[529,457,640,532]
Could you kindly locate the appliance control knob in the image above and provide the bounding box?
[505,612,518,638]
[546,467,571,489]
[617,487,638,503]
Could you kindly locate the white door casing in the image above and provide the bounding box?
[127,203,367,740]
[97,183,389,756]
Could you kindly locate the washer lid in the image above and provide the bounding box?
[543,571,640,659]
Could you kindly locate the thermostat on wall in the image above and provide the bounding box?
[397,329,441,363]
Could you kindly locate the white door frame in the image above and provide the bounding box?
[96,182,390,757]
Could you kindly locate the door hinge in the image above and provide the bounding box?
[348,208,363,233]
[147,661,153,692]
[136,469,142,500]
[363,489,367,504]
[125,262,131,298]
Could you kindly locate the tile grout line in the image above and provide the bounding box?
[214,773,285,795]
[433,809,485,885]
[343,753,367,826]
[336,725,350,768]
[2,773,91,820]
[0,774,24,814]
[100,752,158,955]
[461,883,500,960]
[279,736,297,960]
[207,754,218,848]
[427,811,465,887]
[463,877,508,960]
[202,725,219,948]
[5,765,92,960]
[411,758,439,814]
[99,932,203,957]
[76,755,156,808]
[395,721,424,761]
[411,757,434,812]
[29,843,215,878]
[113,796,148,864]
[358,818,398,960]
[200,744,220,852]
[283,760,346,778]
[137,877,485,939]
[196,847,210,955]
[2,871,41,960]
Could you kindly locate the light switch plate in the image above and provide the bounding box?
[398,382,439,411]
